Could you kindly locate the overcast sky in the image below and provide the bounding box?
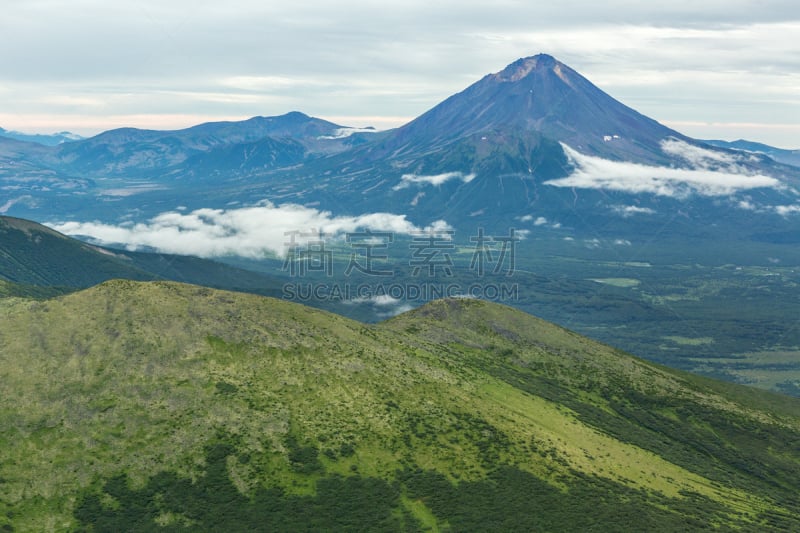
[2,1,799,147]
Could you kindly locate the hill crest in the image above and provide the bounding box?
[2,280,800,530]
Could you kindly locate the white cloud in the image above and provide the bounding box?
[614,239,632,246]
[351,294,408,308]
[347,293,415,318]
[517,215,557,228]
[736,201,800,215]
[49,201,452,258]
[393,171,476,191]
[317,127,377,139]
[544,143,781,198]
[363,294,402,306]
[1,1,799,146]
[661,138,739,168]
[0,195,33,214]
[376,304,415,318]
[101,184,165,197]
[612,205,657,217]
[774,205,800,216]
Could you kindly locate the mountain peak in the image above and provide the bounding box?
[493,54,560,82]
[383,53,686,164]
[281,110,312,120]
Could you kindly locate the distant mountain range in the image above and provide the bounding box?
[3,54,800,397]
[3,55,800,531]
[1,54,797,245]
[0,126,83,146]
[702,138,800,168]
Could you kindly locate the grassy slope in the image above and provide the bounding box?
[0,216,282,296]
[0,217,154,286]
[0,282,798,531]
[0,279,69,300]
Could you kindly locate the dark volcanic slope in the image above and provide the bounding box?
[378,54,690,164]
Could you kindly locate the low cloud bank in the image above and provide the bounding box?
[393,171,476,190]
[774,205,800,216]
[317,127,377,140]
[545,141,780,197]
[611,205,656,217]
[346,294,415,318]
[50,201,451,258]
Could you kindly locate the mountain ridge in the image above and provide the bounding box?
[3,57,800,398]
[0,127,83,146]
[1,280,799,530]
[703,138,800,168]
[191,53,799,234]
[378,53,691,164]
[3,54,799,230]
[0,215,283,295]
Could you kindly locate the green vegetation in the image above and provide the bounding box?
[4,214,800,396]
[0,279,69,300]
[71,442,754,532]
[0,215,283,295]
[0,282,799,531]
[0,216,154,287]
[300,237,800,396]
[74,442,409,532]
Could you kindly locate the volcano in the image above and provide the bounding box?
[2,54,798,237]
[381,54,691,165]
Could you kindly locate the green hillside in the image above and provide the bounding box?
[0,282,799,531]
[0,216,282,296]
[0,216,154,286]
[0,279,69,300]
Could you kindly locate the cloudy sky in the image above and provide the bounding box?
[2,1,799,147]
